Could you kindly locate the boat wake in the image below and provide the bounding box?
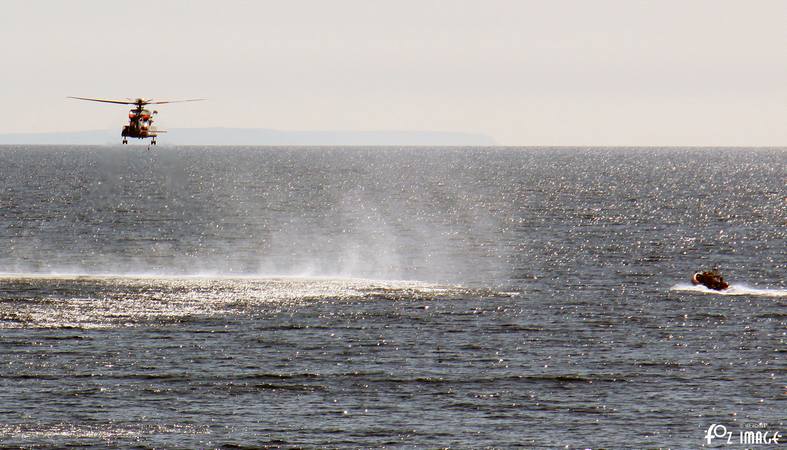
[670,283,787,298]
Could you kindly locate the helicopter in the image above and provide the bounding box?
[68,97,204,145]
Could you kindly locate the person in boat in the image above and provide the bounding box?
[691,269,730,291]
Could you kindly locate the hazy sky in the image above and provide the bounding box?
[2,0,785,145]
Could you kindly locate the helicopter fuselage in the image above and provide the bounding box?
[121,106,160,144]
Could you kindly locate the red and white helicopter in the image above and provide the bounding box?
[68,96,204,145]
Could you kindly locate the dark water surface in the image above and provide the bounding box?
[0,146,784,448]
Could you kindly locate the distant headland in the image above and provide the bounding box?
[0,128,496,146]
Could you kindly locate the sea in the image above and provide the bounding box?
[0,146,784,448]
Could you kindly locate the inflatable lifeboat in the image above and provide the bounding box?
[691,270,730,291]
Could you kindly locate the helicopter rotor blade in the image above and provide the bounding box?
[146,99,206,105]
[67,96,137,105]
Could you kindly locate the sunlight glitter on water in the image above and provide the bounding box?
[0,274,515,329]
[0,423,209,442]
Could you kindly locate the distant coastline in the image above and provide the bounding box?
[0,127,496,146]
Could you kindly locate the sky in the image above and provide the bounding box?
[1,0,785,146]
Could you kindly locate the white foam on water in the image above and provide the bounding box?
[670,283,787,297]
